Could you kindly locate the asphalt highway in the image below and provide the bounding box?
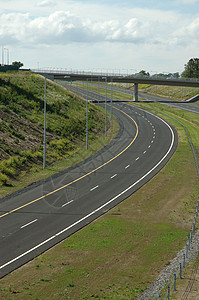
[72,81,199,114]
[0,86,177,278]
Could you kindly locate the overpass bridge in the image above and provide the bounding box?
[31,69,199,102]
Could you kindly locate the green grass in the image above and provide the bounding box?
[0,102,198,299]
[139,84,199,101]
[0,72,119,196]
[72,81,199,102]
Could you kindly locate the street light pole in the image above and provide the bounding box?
[43,77,47,169]
[105,77,107,136]
[2,46,4,66]
[110,78,113,127]
[86,78,89,150]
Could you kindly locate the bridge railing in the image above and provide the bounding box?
[30,68,199,83]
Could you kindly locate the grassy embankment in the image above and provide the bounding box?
[139,84,199,101]
[72,81,199,102]
[0,71,118,198]
[0,86,198,299]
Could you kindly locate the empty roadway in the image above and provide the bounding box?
[0,87,177,278]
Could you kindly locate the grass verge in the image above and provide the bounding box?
[0,103,198,299]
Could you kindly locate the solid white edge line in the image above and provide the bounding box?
[20,219,37,229]
[0,108,175,272]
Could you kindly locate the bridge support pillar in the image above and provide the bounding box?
[134,83,138,102]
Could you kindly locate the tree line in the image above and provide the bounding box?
[135,58,199,79]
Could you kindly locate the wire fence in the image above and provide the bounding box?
[161,195,199,299]
[156,112,199,300]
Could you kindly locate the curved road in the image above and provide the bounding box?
[0,88,177,278]
[73,81,199,114]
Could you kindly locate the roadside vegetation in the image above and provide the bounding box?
[139,84,199,101]
[74,81,199,102]
[0,97,198,299]
[0,71,117,197]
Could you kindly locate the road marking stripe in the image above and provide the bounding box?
[21,219,37,229]
[62,200,74,207]
[111,174,117,179]
[148,145,151,148]
[125,165,130,169]
[143,151,146,154]
[0,106,139,220]
[90,185,99,191]
[0,113,175,272]
[136,157,139,161]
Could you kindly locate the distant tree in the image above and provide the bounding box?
[181,58,199,78]
[138,70,150,77]
[12,61,24,68]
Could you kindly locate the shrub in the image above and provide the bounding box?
[0,172,9,186]
[49,138,73,154]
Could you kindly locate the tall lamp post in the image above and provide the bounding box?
[43,77,47,169]
[86,78,89,150]
[105,76,107,136]
[110,77,113,127]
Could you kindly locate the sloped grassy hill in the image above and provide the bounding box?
[0,71,105,186]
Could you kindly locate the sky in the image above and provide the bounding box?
[0,0,199,74]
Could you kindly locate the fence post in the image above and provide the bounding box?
[183,254,186,268]
[193,222,195,234]
[174,274,177,291]
[188,236,190,250]
[180,263,182,279]
[168,286,170,300]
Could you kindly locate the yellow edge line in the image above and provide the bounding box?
[0,105,138,219]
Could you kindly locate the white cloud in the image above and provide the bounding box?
[36,0,55,7]
[0,1,199,72]
[0,9,189,47]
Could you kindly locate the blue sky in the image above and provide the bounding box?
[73,0,199,14]
[0,0,199,73]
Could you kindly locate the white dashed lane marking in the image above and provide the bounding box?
[111,174,117,179]
[21,219,38,229]
[90,185,99,192]
[125,165,130,169]
[62,200,74,207]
